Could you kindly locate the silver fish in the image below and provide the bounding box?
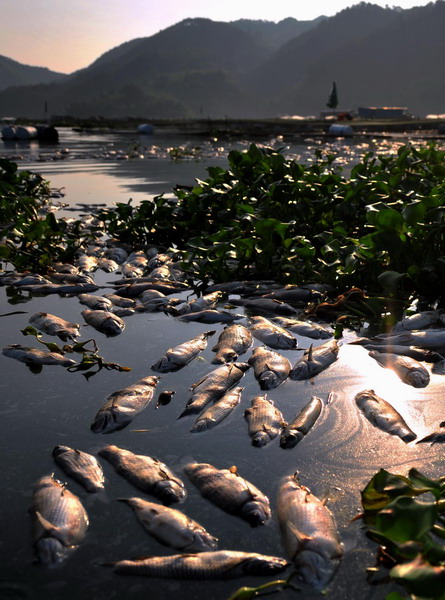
[75,255,99,273]
[50,272,95,285]
[191,387,243,433]
[244,395,286,447]
[178,309,244,323]
[52,445,105,493]
[368,350,430,388]
[258,286,322,304]
[98,444,186,504]
[393,310,443,332]
[248,346,291,390]
[290,340,339,380]
[114,280,189,298]
[104,247,129,263]
[78,293,114,311]
[353,342,443,363]
[273,317,333,340]
[104,294,137,308]
[249,316,297,350]
[2,344,76,367]
[29,312,80,341]
[11,274,50,287]
[97,257,119,273]
[212,324,253,364]
[173,292,223,315]
[91,375,160,433]
[20,282,100,294]
[30,474,89,566]
[151,331,216,373]
[232,298,298,317]
[81,309,125,336]
[280,396,324,448]
[111,550,288,579]
[277,473,344,589]
[119,497,218,552]
[184,462,271,527]
[417,423,445,444]
[374,330,445,352]
[179,362,250,417]
[355,389,417,442]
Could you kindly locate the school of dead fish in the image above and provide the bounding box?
[2,239,445,589]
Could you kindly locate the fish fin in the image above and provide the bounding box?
[288,522,312,545]
[35,511,65,540]
[74,448,82,455]
[326,391,336,405]
[229,465,238,474]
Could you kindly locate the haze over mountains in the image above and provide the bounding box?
[0,1,443,120]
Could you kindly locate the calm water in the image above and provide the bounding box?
[1,129,444,600]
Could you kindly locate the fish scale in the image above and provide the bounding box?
[244,395,285,446]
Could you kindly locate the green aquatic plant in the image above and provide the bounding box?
[361,468,445,599]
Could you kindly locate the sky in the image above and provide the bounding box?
[0,0,436,74]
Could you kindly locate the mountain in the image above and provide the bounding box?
[230,17,325,50]
[0,3,442,119]
[0,55,67,92]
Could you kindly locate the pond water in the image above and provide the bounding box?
[1,128,444,600]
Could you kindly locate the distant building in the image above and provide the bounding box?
[357,106,410,119]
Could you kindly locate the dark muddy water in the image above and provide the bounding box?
[0,128,444,600]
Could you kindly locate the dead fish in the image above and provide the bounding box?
[78,293,114,311]
[280,396,325,449]
[374,330,445,352]
[118,497,218,552]
[231,298,298,317]
[2,344,76,367]
[75,255,99,273]
[352,342,443,363]
[257,286,322,304]
[368,350,430,388]
[97,257,119,273]
[179,362,250,418]
[81,309,125,336]
[355,389,417,442]
[52,446,105,493]
[29,312,80,341]
[151,331,216,373]
[156,390,176,409]
[244,395,286,447]
[110,550,288,579]
[105,247,129,263]
[211,324,253,364]
[191,387,243,433]
[104,294,137,309]
[393,310,443,332]
[99,445,186,504]
[30,474,89,566]
[19,282,100,295]
[184,462,271,527]
[112,307,136,318]
[178,309,244,323]
[149,265,184,282]
[248,346,291,390]
[273,317,333,340]
[114,280,189,298]
[10,274,50,287]
[49,272,95,285]
[417,423,445,444]
[290,340,339,380]
[91,375,160,433]
[277,473,344,589]
[172,292,223,316]
[249,316,297,350]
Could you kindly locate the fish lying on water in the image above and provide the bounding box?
[256,286,323,304]
[373,330,445,352]
[119,497,218,552]
[20,282,100,295]
[248,346,291,390]
[29,312,80,341]
[81,309,125,336]
[211,323,253,364]
[277,472,344,589]
[368,350,430,388]
[179,362,250,418]
[355,389,417,442]
[98,444,186,504]
[232,298,298,317]
[290,340,339,380]
[151,331,215,373]
[273,317,333,340]
[30,474,89,566]
[110,550,288,579]
[392,310,444,332]
[170,291,223,316]
[190,387,243,433]
[249,316,297,350]
[280,395,329,449]
[417,422,445,444]
[177,309,244,324]
[78,293,114,311]
[244,395,286,447]
[184,462,271,527]
[2,344,76,367]
[52,445,105,493]
[350,341,443,363]
[91,376,160,433]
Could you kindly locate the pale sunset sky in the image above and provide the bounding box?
[1,0,435,74]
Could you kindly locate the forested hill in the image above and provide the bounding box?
[0,2,443,119]
[0,55,67,92]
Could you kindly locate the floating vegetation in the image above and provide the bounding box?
[361,468,445,599]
